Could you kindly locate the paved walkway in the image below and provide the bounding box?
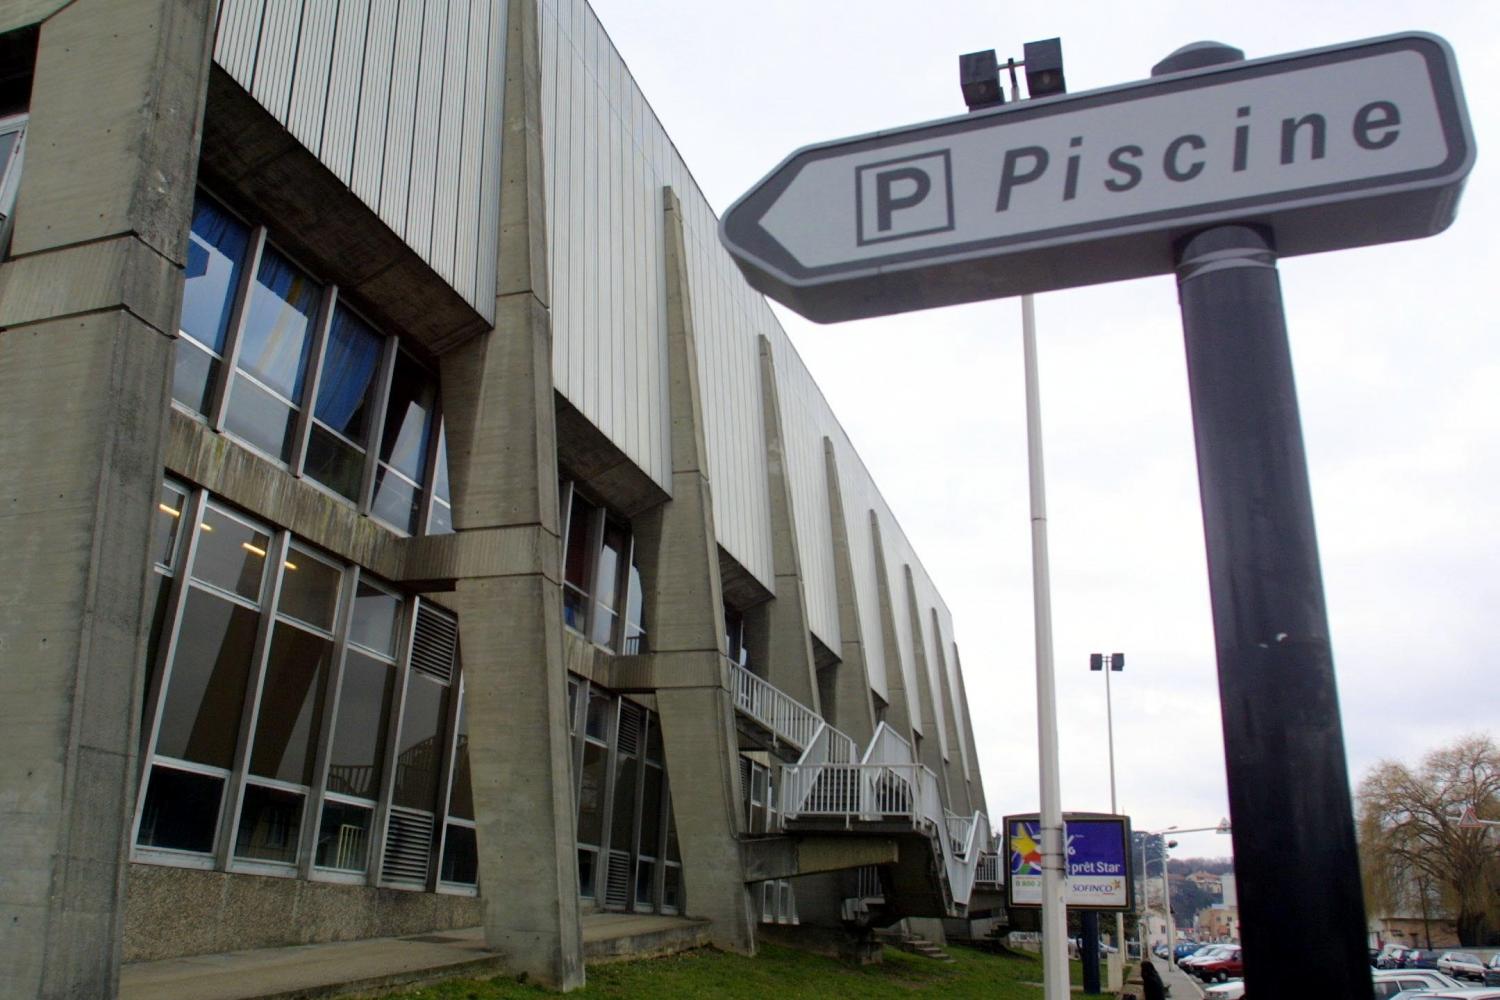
[120,912,709,1000]
[1155,958,1207,998]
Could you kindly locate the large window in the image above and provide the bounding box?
[136,482,470,891]
[568,679,681,914]
[173,190,451,537]
[559,481,646,653]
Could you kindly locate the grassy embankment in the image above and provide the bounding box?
[375,942,1083,999]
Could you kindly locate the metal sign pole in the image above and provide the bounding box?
[1174,221,1371,996]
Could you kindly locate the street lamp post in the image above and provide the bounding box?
[1092,650,1128,983]
[1142,822,1230,965]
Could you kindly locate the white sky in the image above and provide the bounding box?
[587,0,1499,860]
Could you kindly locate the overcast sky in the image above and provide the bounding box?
[587,0,1498,859]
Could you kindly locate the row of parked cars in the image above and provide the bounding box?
[1376,945,1500,985]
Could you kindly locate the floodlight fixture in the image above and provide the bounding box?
[1111,652,1124,671]
[959,49,1004,111]
[1023,37,1066,97]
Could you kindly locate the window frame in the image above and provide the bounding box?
[0,112,28,255]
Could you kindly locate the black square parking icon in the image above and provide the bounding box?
[855,150,954,247]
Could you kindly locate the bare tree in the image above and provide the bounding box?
[1357,734,1500,945]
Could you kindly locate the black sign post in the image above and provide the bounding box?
[1159,42,1371,997]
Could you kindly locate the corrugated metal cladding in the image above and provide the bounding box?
[211,0,506,324]
[537,0,972,774]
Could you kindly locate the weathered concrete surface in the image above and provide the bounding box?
[740,836,898,883]
[747,335,822,714]
[0,1,215,997]
[952,648,988,815]
[904,566,954,810]
[868,513,916,742]
[430,0,582,989]
[930,610,974,816]
[628,186,755,954]
[821,439,877,748]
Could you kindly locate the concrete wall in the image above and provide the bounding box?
[123,864,482,962]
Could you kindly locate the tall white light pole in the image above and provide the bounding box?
[1091,652,1125,965]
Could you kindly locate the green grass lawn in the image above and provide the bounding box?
[375,943,1083,999]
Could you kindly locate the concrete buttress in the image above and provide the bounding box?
[630,186,756,954]
[435,0,584,988]
[820,439,877,749]
[869,513,916,742]
[904,565,954,811]
[0,1,216,997]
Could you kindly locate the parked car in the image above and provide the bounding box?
[1175,941,1207,962]
[1195,945,1244,982]
[1484,952,1500,987]
[1387,990,1500,1000]
[1373,968,1465,997]
[1380,947,1414,969]
[1181,944,1230,972]
[1440,952,1491,982]
[1203,980,1245,1000]
[1405,950,1446,969]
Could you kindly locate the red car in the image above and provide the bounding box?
[1195,945,1244,982]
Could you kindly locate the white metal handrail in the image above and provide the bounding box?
[861,720,916,766]
[975,851,1002,886]
[729,658,823,751]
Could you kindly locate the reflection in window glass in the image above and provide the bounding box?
[635,858,656,910]
[577,742,606,846]
[440,824,478,885]
[175,194,249,413]
[371,465,420,535]
[136,765,224,854]
[155,589,259,769]
[306,306,383,501]
[592,522,625,646]
[248,623,332,785]
[315,801,373,872]
[640,767,663,854]
[624,560,645,654]
[234,783,304,864]
[237,247,319,401]
[562,494,594,631]
[154,485,187,568]
[378,352,435,480]
[578,850,597,898]
[448,696,472,821]
[349,581,400,656]
[276,549,340,631]
[224,364,299,460]
[611,754,637,849]
[189,506,269,601]
[663,864,680,910]
[585,690,610,742]
[326,651,395,799]
[392,672,449,811]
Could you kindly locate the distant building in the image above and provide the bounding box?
[1186,870,1224,895]
[0,1,997,996]
[1195,903,1240,942]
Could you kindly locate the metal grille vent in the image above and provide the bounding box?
[381,807,435,888]
[617,703,643,757]
[411,602,458,683]
[605,849,632,910]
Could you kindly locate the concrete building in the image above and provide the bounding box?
[0,1,997,996]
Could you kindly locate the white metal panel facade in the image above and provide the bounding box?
[211,0,505,324]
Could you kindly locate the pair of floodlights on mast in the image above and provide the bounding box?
[959,37,1066,110]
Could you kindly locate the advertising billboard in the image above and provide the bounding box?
[1004,812,1134,911]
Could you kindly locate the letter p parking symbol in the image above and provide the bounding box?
[856,150,954,247]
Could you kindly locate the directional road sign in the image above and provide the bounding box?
[720,33,1474,323]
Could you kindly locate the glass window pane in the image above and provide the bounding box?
[640,766,663,855]
[590,607,616,647]
[448,695,472,821]
[635,858,656,910]
[663,864,680,909]
[577,742,606,846]
[189,505,270,601]
[427,499,453,536]
[233,783,305,864]
[440,824,477,885]
[277,548,340,631]
[154,485,187,568]
[378,353,435,480]
[349,582,400,657]
[248,623,333,785]
[237,246,319,401]
[180,194,250,355]
[585,689,610,742]
[665,802,680,863]
[645,714,663,765]
[578,849,597,898]
[432,424,450,504]
[314,305,383,444]
[171,338,219,414]
[371,465,420,535]
[326,651,395,799]
[594,523,625,613]
[304,423,365,502]
[625,561,644,635]
[155,589,259,768]
[564,495,594,592]
[392,672,449,811]
[314,801,373,872]
[224,373,297,461]
[136,765,224,853]
[610,754,637,851]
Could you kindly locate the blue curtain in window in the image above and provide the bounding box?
[240,248,320,401]
[181,196,250,353]
[316,307,382,440]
